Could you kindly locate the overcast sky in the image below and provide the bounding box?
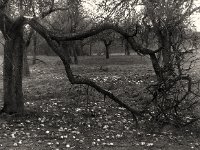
[192,0,200,31]
[192,14,200,31]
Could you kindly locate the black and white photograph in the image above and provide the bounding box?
[0,0,200,149]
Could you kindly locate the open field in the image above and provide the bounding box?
[0,55,200,149]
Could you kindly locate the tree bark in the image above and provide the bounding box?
[157,34,174,77]
[32,31,37,65]
[23,29,33,77]
[2,30,24,114]
[149,54,163,81]
[23,48,30,76]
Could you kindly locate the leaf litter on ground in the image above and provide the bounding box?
[0,56,199,149]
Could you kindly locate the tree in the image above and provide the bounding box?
[47,0,85,64]
[121,37,131,55]
[99,30,117,59]
[139,0,199,79]
[0,0,200,127]
[2,16,25,114]
[90,30,116,59]
[32,31,37,65]
[23,28,33,76]
[49,0,200,126]
[0,0,68,114]
[0,0,143,123]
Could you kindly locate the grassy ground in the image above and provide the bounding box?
[0,55,200,149]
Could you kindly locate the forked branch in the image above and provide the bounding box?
[32,22,143,126]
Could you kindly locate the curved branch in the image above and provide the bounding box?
[26,18,159,56]
[66,65,143,113]
[51,23,131,41]
[61,54,143,127]
[26,17,143,127]
[126,37,161,55]
[62,60,142,127]
[40,7,69,19]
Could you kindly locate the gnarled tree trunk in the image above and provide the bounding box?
[2,29,24,114]
[23,48,30,76]
[32,31,37,65]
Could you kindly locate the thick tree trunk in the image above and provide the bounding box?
[158,36,174,77]
[23,30,33,77]
[32,32,37,65]
[23,48,30,76]
[162,44,173,72]
[149,54,163,81]
[2,32,24,114]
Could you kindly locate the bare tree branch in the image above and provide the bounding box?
[0,0,9,9]
[176,1,200,26]
[24,17,144,127]
[40,7,69,19]
[51,23,130,40]
[30,0,69,19]
[27,18,161,56]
